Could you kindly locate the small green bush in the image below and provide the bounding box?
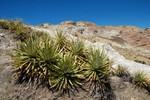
[84,49,115,99]
[0,19,31,41]
[0,20,10,29]
[9,19,22,32]
[13,34,59,84]
[133,71,149,88]
[54,31,68,50]
[115,65,130,77]
[51,53,84,96]
[13,28,116,98]
[69,39,88,67]
[69,39,85,56]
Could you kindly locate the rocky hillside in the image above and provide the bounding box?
[0,20,150,100]
[39,21,150,50]
[38,21,150,66]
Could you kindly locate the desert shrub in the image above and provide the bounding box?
[69,39,88,66]
[0,19,23,30]
[0,20,10,29]
[0,19,31,41]
[85,49,115,99]
[13,34,59,85]
[54,31,69,52]
[9,19,22,32]
[115,65,130,77]
[15,25,31,41]
[133,71,149,88]
[13,28,116,98]
[12,20,31,41]
[34,31,48,38]
[51,53,84,96]
[69,39,85,56]
[13,35,40,83]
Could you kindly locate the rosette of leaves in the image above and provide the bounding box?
[133,71,149,89]
[38,34,60,83]
[13,34,59,85]
[69,39,88,63]
[85,49,115,100]
[51,53,84,96]
[54,31,69,52]
[13,35,40,83]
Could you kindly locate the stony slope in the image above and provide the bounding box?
[38,21,150,66]
[36,21,150,77]
[0,21,150,100]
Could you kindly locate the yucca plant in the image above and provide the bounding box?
[85,49,110,86]
[133,71,149,88]
[36,34,59,86]
[69,39,88,66]
[54,31,69,51]
[38,34,59,74]
[13,34,59,84]
[13,35,40,83]
[51,53,84,96]
[69,39,85,56]
[85,49,115,99]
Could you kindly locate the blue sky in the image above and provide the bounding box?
[0,0,149,28]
